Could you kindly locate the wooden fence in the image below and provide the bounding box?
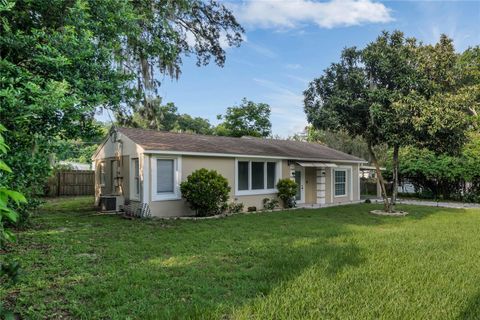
[46,170,95,197]
[360,178,394,197]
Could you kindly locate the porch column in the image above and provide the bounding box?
[289,163,296,181]
[316,168,326,205]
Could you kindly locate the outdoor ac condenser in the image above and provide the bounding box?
[99,195,124,212]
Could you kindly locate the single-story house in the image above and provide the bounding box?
[92,127,366,217]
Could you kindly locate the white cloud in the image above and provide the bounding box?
[185,30,247,50]
[232,0,393,29]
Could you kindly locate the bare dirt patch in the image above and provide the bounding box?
[370,210,408,216]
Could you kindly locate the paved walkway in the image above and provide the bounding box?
[369,198,480,209]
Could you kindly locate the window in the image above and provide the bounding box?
[267,162,276,189]
[111,160,118,193]
[99,162,105,186]
[251,162,265,189]
[238,161,249,190]
[151,156,181,201]
[334,169,347,196]
[236,160,279,195]
[132,158,140,198]
[157,159,174,193]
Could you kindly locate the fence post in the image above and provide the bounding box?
[57,171,61,197]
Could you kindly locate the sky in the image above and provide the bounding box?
[99,0,480,137]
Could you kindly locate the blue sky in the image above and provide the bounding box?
[101,0,480,137]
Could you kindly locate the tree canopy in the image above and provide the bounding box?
[118,101,213,135]
[216,98,272,138]
[0,0,244,221]
[304,30,478,211]
[391,133,480,201]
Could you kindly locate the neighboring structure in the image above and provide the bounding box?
[92,127,366,217]
[58,161,92,170]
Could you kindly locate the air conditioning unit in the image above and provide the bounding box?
[99,195,124,212]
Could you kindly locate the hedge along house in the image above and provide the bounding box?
[92,127,366,217]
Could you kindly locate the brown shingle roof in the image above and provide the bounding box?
[118,127,365,162]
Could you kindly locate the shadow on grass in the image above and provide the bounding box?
[458,292,480,320]
[64,211,368,318]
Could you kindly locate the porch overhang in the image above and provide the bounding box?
[360,166,386,171]
[296,162,338,168]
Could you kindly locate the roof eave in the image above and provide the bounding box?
[142,149,367,163]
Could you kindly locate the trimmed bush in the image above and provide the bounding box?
[276,178,297,208]
[180,169,230,216]
[263,197,279,210]
[247,206,257,212]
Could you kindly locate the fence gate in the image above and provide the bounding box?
[46,170,95,196]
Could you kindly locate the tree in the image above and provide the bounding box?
[304,31,475,212]
[112,0,244,121]
[119,101,214,134]
[294,126,388,166]
[393,132,480,200]
[119,101,180,131]
[0,124,26,318]
[216,98,272,137]
[175,114,213,135]
[1,0,243,218]
[51,121,110,164]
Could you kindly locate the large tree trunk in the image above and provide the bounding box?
[389,144,399,212]
[368,143,390,212]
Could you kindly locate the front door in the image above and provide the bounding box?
[295,167,305,204]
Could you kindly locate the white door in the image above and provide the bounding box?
[294,166,305,204]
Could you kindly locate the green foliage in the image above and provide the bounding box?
[112,0,244,124]
[0,124,26,319]
[175,114,213,135]
[120,101,213,134]
[262,198,279,210]
[52,121,109,164]
[304,30,478,211]
[392,133,480,201]
[180,169,230,216]
[216,98,272,137]
[226,202,244,214]
[299,126,388,165]
[276,179,297,208]
[1,0,243,219]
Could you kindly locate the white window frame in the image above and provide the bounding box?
[333,168,348,197]
[130,158,140,200]
[151,155,182,201]
[99,162,106,187]
[235,158,281,196]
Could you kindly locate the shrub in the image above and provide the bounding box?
[364,199,372,204]
[276,178,297,208]
[180,169,230,217]
[227,202,244,214]
[463,191,480,203]
[247,206,257,212]
[263,197,279,210]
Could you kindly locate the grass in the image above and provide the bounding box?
[2,197,480,319]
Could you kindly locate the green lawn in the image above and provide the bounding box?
[2,197,480,319]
